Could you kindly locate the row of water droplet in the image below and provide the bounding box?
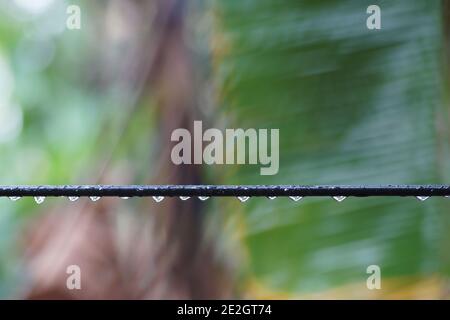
[5,195,444,204]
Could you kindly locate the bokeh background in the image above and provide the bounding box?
[0,0,449,299]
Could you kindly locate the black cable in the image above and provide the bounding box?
[0,185,449,197]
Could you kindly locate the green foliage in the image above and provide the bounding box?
[214,0,450,295]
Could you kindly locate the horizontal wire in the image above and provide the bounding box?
[0,185,449,197]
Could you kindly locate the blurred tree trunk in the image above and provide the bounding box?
[21,0,233,299]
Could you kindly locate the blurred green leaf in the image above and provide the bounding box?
[214,0,450,297]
